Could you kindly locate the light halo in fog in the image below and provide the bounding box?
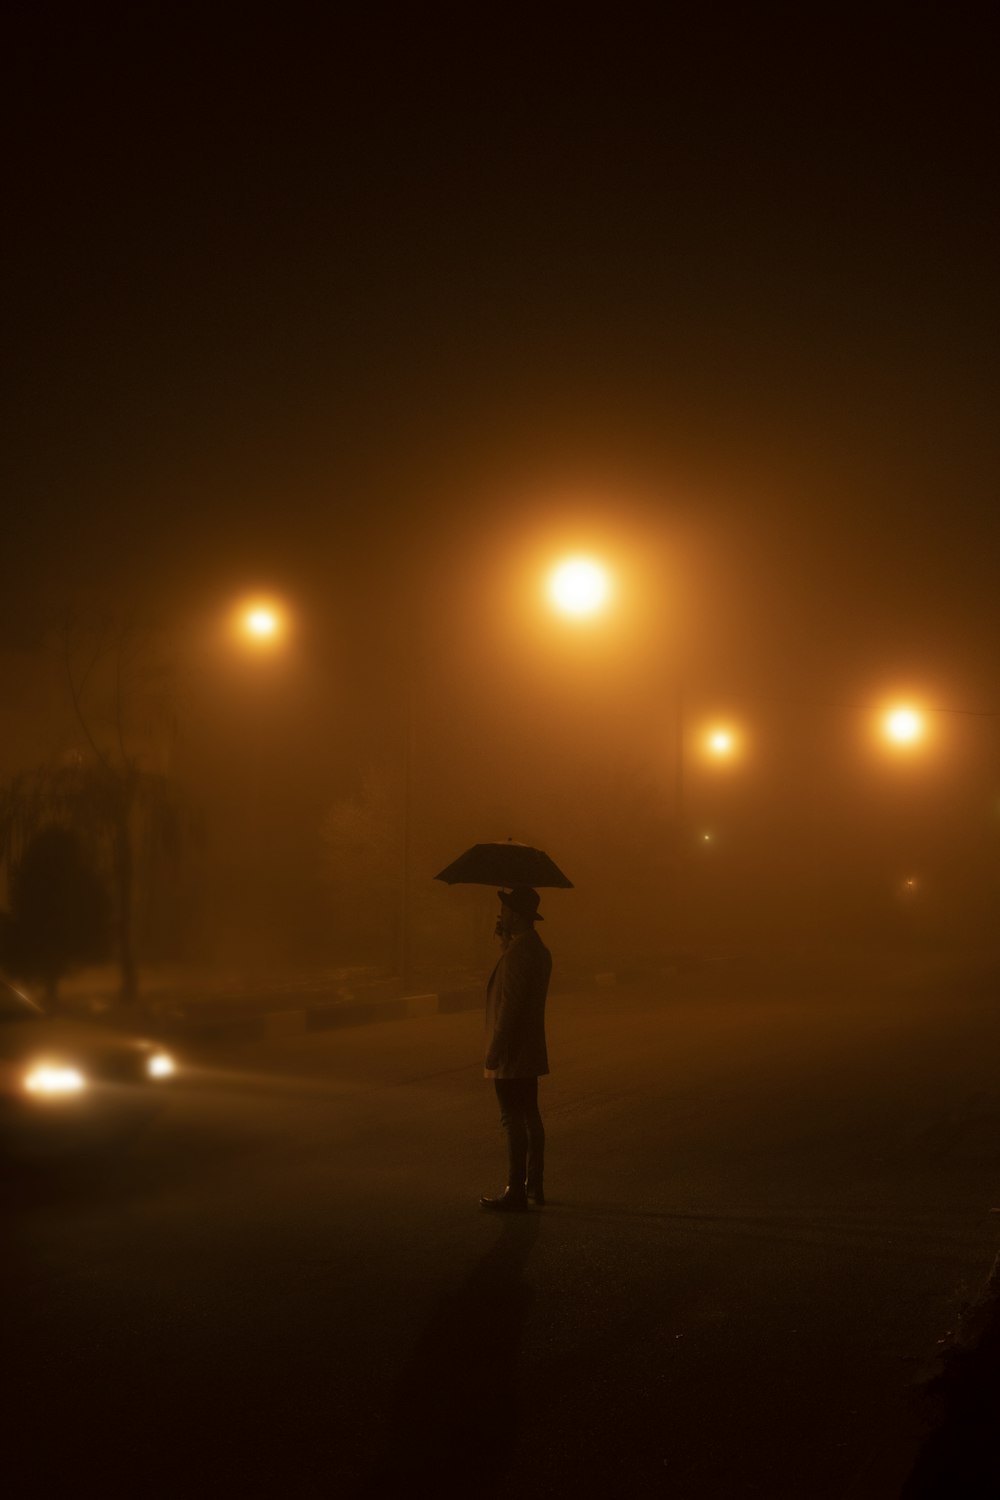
[884,706,923,744]
[548,557,611,617]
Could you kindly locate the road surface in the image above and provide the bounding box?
[6,961,1000,1496]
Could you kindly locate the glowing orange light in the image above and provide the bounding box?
[707,729,734,756]
[231,597,287,647]
[548,557,611,617]
[884,706,923,744]
[246,607,278,638]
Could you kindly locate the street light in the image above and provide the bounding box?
[234,598,286,647]
[226,588,416,991]
[222,593,292,963]
[545,547,743,798]
[245,606,279,640]
[705,726,738,759]
[548,556,611,618]
[882,705,925,746]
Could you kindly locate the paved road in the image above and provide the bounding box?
[6,964,1000,1497]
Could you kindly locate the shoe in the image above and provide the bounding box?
[525,1183,545,1206]
[479,1188,529,1212]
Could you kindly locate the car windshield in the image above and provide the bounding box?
[0,982,44,1021]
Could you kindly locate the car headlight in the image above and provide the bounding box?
[24,1064,87,1096]
[147,1052,175,1080]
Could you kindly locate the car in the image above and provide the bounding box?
[0,977,177,1154]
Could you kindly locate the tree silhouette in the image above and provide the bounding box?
[4,825,110,1010]
[0,612,192,1009]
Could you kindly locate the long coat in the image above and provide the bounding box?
[484,927,551,1079]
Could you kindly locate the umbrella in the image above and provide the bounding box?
[434,840,573,889]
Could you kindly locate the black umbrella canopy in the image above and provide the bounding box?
[434,841,573,889]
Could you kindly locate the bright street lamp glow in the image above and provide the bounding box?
[230,597,288,650]
[227,596,289,651]
[884,707,923,744]
[548,557,610,617]
[147,1053,176,1079]
[707,729,734,756]
[245,607,279,639]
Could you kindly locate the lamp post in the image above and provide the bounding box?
[229,592,419,992]
[228,597,289,952]
[544,554,746,938]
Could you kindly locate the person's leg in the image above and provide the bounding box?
[495,1078,529,1192]
[524,1077,545,1201]
[480,1080,530,1209]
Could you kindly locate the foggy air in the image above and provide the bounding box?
[3,11,999,1498]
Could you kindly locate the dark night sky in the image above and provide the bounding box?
[4,11,998,784]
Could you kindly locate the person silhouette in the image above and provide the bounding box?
[480,885,551,1212]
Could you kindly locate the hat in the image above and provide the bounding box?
[498,885,543,921]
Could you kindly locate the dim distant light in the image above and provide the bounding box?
[548,557,610,617]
